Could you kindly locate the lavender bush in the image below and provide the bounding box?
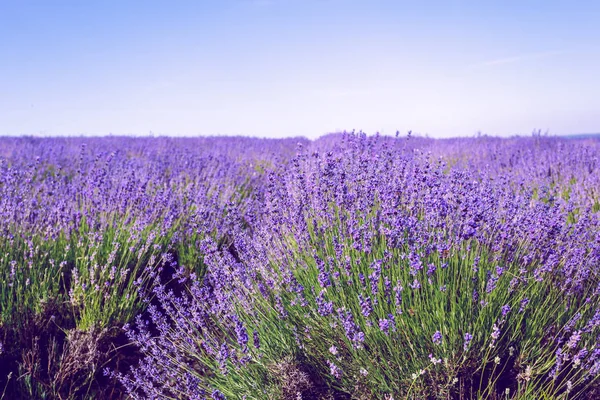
[1,133,599,399]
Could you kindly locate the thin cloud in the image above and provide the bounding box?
[469,50,564,69]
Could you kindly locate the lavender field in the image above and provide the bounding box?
[0,133,599,399]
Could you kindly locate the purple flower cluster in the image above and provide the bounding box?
[432,331,442,345]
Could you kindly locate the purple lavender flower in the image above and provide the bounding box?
[218,342,229,375]
[491,324,500,342]
[388,313,396,332]
[358,294,373,317]
[327,360,342,379]
[252,330,260,350]
[383,276,392,304]
[550,348,567,379]
[394,281,403,308]
[427,263,437,276]
[519,298,530,312]
[486,275,498,293]
[432,331,442,345]
[338,308,365,348]
[358,273,366,287]
[316,256,332,288]
[472,257,480,272]
[567,330,582,349]
[369,259,382,295]
[378,318,391,335]
[409,253,423,276]
[464,332,473,351]
[316,290,334,317]
[231,315,249,353]
[409,279,421,290]
[573,348,588,366]
[274,295,288,319]
[565,313,582,333]
[584,310,600,332]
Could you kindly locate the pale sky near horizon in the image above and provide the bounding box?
[1,0,599,139]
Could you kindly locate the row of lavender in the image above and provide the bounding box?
[1,133,599,399]
[0,136,302,398]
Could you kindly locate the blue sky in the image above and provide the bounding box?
[1,0,599,138]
